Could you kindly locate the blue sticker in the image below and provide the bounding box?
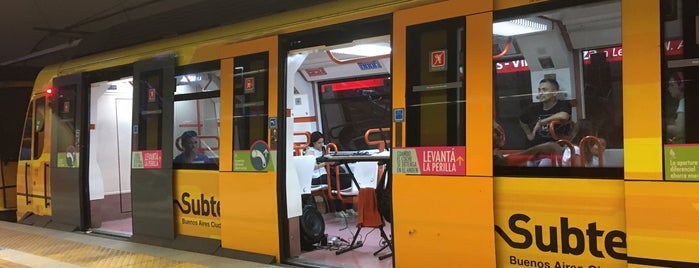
[269,117,277,129]
[394,108,404,122]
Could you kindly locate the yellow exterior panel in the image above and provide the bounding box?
[465,12,494,177]
[219,59,233,172]
[624,138,662,180]
[393,174,495,267]
[494,0,551,10]
[394,0,490,27]
[622,0,662,180]
[625,181,699,263]
[494,177,627,267]
[218,172,279,259]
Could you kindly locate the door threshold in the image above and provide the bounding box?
[87,228,133,239]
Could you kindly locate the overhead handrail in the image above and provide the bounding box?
[325,50,390,65]
[492,37,513,60]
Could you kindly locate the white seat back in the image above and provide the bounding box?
[350,161,379,189]
[293,155,316,194]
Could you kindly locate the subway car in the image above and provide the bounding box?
[11,0,699,267]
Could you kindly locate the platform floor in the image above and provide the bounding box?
[0,220,283,268]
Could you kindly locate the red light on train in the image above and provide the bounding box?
[45,88,54,95]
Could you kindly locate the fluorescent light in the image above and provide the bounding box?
[493,17,552,36]
[329,44,391,57]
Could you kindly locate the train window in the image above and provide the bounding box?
[493,0,623,177]
[54,87,78,161]
[136,70,164,150]
[173,67,221,168]
[34,97,46,159]
[405,17,465,147]
[233,52,269,151]
[662,0,699,181]
[318,76,391,150]
[19,101,34,160]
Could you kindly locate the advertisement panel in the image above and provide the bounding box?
[494,177,627,268]
[174,171,221,239]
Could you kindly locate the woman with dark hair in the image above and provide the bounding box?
[305,131,355,218]
[666,71,686,143]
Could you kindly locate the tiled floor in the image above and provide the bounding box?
[295,213,393,268]
[0,221,282,268]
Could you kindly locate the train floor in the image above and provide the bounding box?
[0,220,283,268]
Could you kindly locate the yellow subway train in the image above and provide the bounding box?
[10,0,699,267]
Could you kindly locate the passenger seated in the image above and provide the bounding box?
[305,131,355,218]
[519,78,572,146]
[174,131,210,164]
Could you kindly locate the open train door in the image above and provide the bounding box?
[130,55,176,241]
[49,73,88,231]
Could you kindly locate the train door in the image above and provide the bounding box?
[130,55,176,240]
[219,37,280,259]
[391,2,496,266]
[280,18,393,267]
[50,73,88,230]
[87,75,134,236]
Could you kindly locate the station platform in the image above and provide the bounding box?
[0,220,284,268]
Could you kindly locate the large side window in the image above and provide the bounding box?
[233,53,269,149]
[405,17,465,147]
[33,97,46,159]
[662,0,699,181]
[19,101,34,160]
[318,76,391,150]
[493,0,623,177]
[173,62,221,169]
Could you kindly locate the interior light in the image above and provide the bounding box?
[493,17,552,37]
[179,74,200,83]
[329,44,391,57]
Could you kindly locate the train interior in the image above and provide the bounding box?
[493,0,624,169]
[285,35,393,267]
[87,78,134,236]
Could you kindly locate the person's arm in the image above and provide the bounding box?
[511,141,563,156]
[538,111,570,125]
[667,112,685,138]
[520,120,535,141]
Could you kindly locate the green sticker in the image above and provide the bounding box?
[664,145,699,181]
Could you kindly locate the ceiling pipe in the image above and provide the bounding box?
[1,39,81,66]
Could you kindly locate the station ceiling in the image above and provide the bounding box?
[0,0,332,84]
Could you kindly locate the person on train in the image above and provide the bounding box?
[305,131,356,218]
[174,131,210,164]
[519,77,572,146]
[494,119,605,167]
[666,71,685,143]
[560,119,605,167]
